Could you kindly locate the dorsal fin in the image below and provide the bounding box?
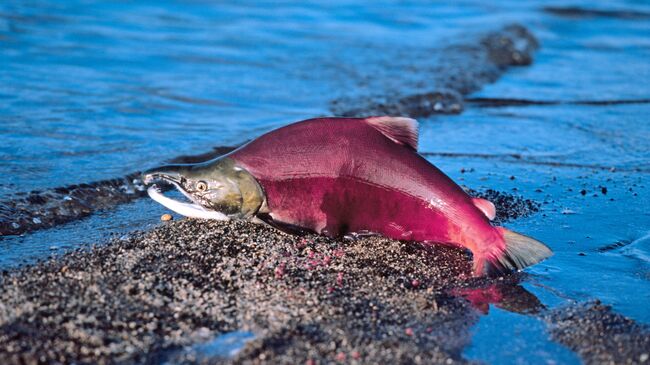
[365,116,419,150]
[472,197,496,221]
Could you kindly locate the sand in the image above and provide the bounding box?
[1,216,648,364]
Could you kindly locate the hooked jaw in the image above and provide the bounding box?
[142,165,187,186]
[141,164,230,220]
[142,166,195,204]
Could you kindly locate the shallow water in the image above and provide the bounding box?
[1,0,650,363]
[0,0,531,195]
[160,331,255,363]
[452,2,650,324]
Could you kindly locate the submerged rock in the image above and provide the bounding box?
[0,173,147,236]
[331,24,538,118]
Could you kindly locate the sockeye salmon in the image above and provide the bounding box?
[143,117,552,275]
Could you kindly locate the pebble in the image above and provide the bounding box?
[160,214,173,221]
[640,353,649,362]
[0,219,476,364]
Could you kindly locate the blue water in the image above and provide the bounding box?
[160,331,255,363]
[0,0,530,195]
[465,305,581,364]
[2,0,650,363]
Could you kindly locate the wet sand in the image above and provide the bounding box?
[0,219,477,364]
[545,302,650,365]
[1,197,648,364]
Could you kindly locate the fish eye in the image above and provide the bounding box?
[196,181,208,192]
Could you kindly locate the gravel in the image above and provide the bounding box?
[2,216,648,364]
[0,219,479,364]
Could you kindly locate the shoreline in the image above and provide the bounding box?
[1,219,648,364]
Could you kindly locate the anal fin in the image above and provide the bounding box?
[472,197,496,221]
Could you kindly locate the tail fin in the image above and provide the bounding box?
[481,227,553,276]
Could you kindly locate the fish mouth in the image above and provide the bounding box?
[142,171,229,220]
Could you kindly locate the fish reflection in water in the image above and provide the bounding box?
[452,277,545,315]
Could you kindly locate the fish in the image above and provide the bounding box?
[142,116,552,276]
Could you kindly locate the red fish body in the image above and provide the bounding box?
[228,117,551,275]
